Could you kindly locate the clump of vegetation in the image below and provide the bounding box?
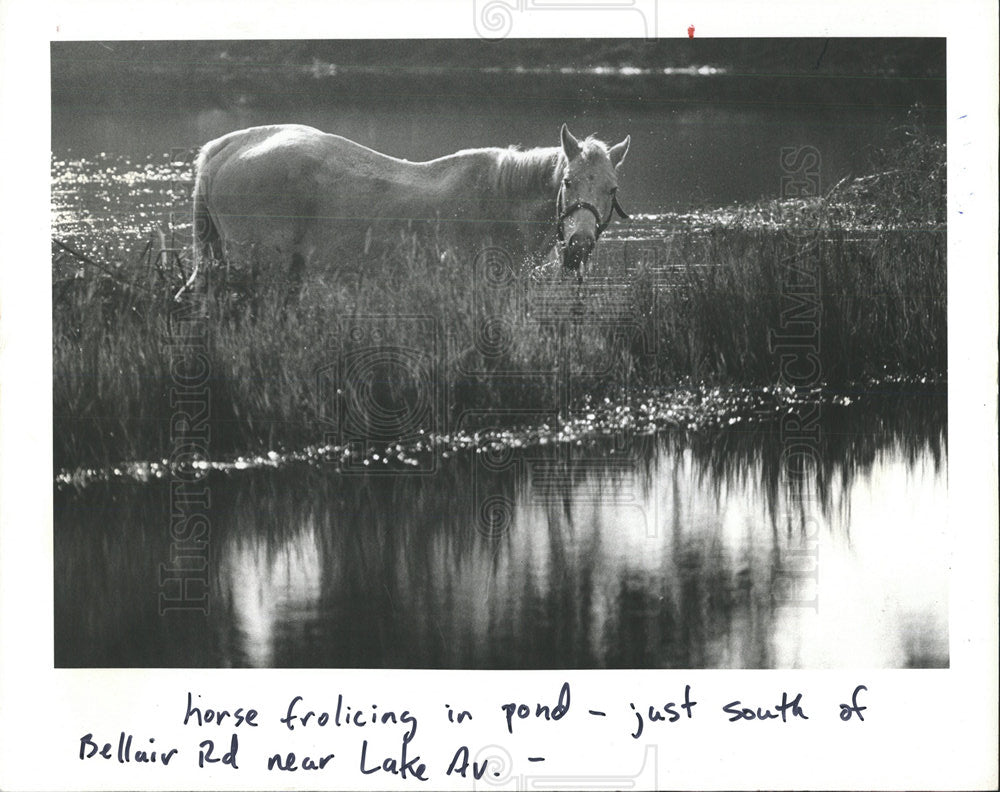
[53,128,946,472]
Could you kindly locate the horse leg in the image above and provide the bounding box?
[287,250,307,307]
[178,168,225,302]
[285,220,317,306]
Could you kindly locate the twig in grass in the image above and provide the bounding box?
[825,174,852,200]
[52,238,158,294]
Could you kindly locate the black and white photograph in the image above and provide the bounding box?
[1,2,997,790]
[50,36,949,670]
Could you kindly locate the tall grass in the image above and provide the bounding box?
[53,132,945,471]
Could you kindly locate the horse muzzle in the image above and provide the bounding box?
[562,232,595,273]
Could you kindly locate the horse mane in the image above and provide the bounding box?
[494,146,565,198]
[574,136,615,166]
[493,136,614,199]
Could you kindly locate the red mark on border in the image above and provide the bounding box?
[687,25,695,38]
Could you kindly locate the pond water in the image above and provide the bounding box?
[54,389,948,669]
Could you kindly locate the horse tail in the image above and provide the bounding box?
[175,142,223,301]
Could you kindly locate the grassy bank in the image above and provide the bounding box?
[53,132,945,472]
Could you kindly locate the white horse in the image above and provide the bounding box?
[184,123,629,296]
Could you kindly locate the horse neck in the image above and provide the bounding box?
[422,147,563,203]
[492,146,564,204]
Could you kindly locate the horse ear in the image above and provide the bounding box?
[609,135,630,169]
[561,124,582,160]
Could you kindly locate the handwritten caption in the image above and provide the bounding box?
[78,683,868,781]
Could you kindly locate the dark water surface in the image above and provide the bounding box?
[55,389,948,669]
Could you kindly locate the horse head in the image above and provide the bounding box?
[556,124,630,276]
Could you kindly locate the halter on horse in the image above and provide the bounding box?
[555,182,630,254]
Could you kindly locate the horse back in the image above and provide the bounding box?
[191,125,547,281]
[197,125,445,255]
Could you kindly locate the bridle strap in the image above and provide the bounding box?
[556,184,630,244]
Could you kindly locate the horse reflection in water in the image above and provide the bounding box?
[184,123,630,297]
[205,431,947,669]
[218,519,324,667]
[53,399,948,669]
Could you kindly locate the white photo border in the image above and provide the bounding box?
[1,1,997,790]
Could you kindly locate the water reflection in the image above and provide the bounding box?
[54,391,947,668]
